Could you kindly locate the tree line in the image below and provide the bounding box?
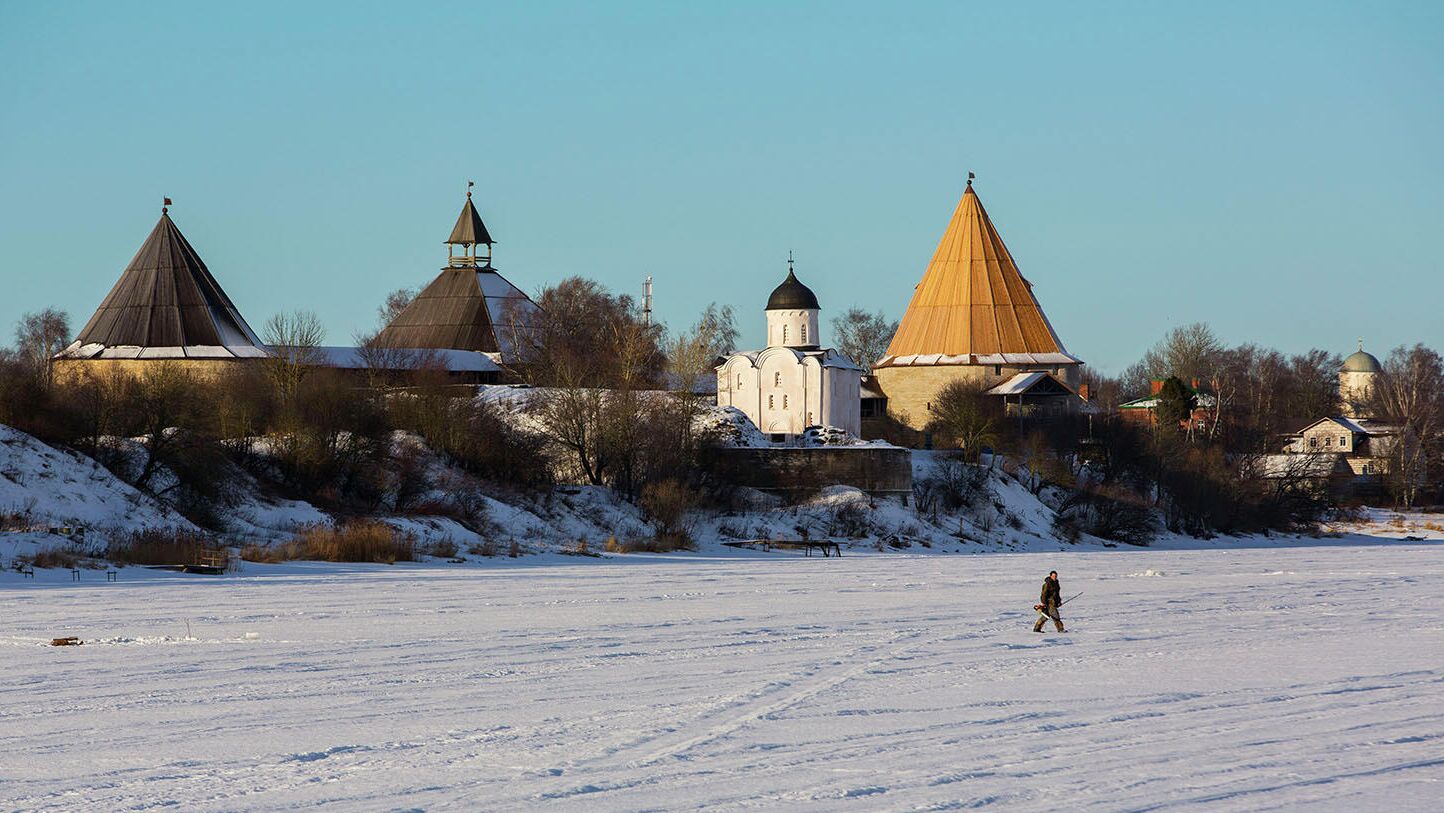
[920,323,1443,541]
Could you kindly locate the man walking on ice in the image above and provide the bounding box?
[1034,570,1066,633]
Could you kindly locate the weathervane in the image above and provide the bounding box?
[967,171,975,187]
[467,180,474,199]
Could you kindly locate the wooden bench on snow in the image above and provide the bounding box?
[725,539,842,557]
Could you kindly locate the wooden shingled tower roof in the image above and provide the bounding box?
[67,207,265,357]
[877,180,1078,368]
[447,195,493,246]
[374,191,538,361]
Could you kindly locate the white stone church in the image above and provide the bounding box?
[716,260,864,442]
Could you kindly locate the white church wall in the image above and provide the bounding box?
[822,367,861,435]
[758,349,806,435]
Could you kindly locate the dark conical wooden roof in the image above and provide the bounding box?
[74,213,263,350]
[446,195,493,245]
[374,266,537,359]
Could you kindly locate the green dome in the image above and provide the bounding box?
[1343,349,1381,373]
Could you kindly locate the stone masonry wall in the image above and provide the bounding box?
[702,446,913,498]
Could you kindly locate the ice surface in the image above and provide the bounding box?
[3,543,1441,811]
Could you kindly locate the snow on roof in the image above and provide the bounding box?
[717,347,864,372]
[658,371,719,394]
[1119,392,1218,410]
[1292,416,1400,437]
[984,371,1051,396]
[314,346,499,373]
[55,342,271,360]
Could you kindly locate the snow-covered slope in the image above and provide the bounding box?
[0,425,193,534]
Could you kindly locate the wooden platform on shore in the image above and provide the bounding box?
[723,539,843,557]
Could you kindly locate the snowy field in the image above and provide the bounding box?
[4,543,1443,811]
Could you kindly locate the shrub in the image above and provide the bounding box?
[608,534,694,553]
[239,543,281,563]
[467,538,499,557]
[913,458,988,515]
[827,501,870,538]
[254,521,415,564]
[28,545,81,569]
[423,538,458,558]
[508,539,521,558]
[640,479,698,549]
[108,528,224,566]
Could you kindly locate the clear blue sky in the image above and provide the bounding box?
[2,1,1440,374]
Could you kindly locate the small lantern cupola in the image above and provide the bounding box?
[765,251,821,349]
[446,181,495,268]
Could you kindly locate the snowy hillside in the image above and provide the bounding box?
[0,425,193,534]
[6,419,1440,570]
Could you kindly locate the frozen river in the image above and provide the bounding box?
[3,544,1442,811]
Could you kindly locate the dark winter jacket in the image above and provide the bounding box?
[1040,576,1061,609]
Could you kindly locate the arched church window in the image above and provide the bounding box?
[737,373,743,387]
[768,394,775,410]
[774,372,781,387]
[801,324,807,343]
[783,325,789,344]
[807,411,813,425]
[783,394,789,409]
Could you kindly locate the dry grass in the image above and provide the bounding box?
[605,534,695,554]
[108,529,224,567]
[423,538,458,558]
[242,521,415,564]
[29,546,81,569]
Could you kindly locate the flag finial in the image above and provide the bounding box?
[163,196,172,215]
[967,171,975,187]
[467,180,474,199]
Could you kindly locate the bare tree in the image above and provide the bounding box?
[1370,344,1443,507]
[352,329,441,392]
[14,308,71,388]
[378,287,416,326]
[262,310,326,404]
[831,308,897,369]
[926,379,1000,461]
[522,277,664,389]
[666,302,738,394]
[1078,367,1123,413]
[1122,322,1223,397]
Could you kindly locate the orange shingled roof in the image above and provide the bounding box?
[881,183,1069,363]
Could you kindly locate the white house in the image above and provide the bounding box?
[716,260,864,443]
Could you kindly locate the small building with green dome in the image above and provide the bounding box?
[1340,342,1381,418]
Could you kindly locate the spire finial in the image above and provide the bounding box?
[967,171,975,187]
[467,180,474,199]
[162,196,172,215]
[1358,337,1364,352]
[788,249,794,273]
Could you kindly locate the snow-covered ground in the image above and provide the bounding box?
[4,541,1442,811]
